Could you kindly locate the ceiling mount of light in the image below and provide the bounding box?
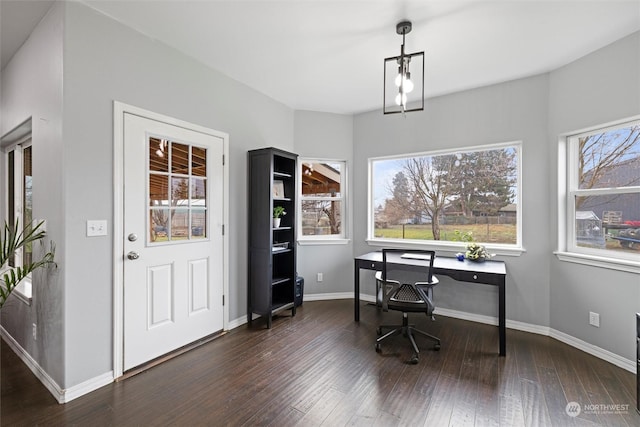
[383,20,424,115]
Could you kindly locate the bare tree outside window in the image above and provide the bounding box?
[372,144,519,245]
[568,122,640,257]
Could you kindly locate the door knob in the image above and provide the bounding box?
[127,251,140,260]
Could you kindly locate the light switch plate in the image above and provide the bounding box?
[87,220,108,237]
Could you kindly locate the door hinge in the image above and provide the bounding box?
[222,295,225,306]
[222,154,225,165]
[222,224,225,235]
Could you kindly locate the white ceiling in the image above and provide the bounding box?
[2,1,640,114]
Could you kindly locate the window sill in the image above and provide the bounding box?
[298,238,350,246]
[366,238,525,257]
[554,251,640,274]
[0,271,32,306]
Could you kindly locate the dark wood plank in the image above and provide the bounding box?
[2,299,639,426]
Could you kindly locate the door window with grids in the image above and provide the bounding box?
[148,136,208,243]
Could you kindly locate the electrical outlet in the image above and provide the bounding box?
[32,323,37,340]
[589,311,600,327]
[317,273,323,282]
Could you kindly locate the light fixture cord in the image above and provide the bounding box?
[400,29,406,113]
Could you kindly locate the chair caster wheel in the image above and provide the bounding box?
[375,343,381,353]
[434,343,441,351]
[409,354,419,364]
[376,328,382,336]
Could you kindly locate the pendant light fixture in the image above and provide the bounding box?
[383,20,424,115]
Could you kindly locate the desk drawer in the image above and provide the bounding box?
[445,270,502,286]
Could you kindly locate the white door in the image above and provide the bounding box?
[123,113,224,371]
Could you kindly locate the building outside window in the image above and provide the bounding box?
[299,160,347,242]
[369,142,521,250]
[562,119,640,267]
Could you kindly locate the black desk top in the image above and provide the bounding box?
[355,251,506,276]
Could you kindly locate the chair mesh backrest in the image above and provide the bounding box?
[393,284,422,302]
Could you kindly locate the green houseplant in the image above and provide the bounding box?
[0,220,55,309]
[272,206,286,228]
[273,206,286,219]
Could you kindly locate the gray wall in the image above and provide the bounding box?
[0,2,65,388]
[294,111,353,296]
[547,32,640,361]
[353,74,552,326]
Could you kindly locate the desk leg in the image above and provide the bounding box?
[499,278,506,356]
[354,261,360,322]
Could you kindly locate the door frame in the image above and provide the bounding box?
[112,101,229,378]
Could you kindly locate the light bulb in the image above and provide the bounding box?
[394,74,414,93]
[395,92,407,106]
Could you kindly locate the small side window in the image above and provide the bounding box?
[299,160,347,243]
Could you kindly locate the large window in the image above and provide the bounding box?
[562,119,640,267]
[299,160,347,242]
[369,143,521,249]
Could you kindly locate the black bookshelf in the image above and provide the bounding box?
[247,147,297,328]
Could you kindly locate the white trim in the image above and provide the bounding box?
[63,372,114,403]
[227,315,248,330]
[1,327,62,402]
[304,291,355,301]
[297,238,350,246]
[550,328,636,373]
[112,101,230,379]
[1,327,115,403]
[554,251,640,274]
[365,238,525,257]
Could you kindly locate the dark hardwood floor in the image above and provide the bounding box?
[2,299,638,426]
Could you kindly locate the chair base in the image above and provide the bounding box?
[375,313,440,364]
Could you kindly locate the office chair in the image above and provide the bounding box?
[375,248,441,364]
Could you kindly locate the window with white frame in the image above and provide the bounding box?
[3,138,33,301]
[563,119,640,265]
[299,160,347,241]
[369,142,521,249]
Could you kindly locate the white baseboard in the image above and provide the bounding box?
[62,371,114,403]
[550,328,636,373]
[227,315,248,330]
[1,327,113,403]
[304,292,355,301]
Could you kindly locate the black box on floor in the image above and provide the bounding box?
[295,276,304,307]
